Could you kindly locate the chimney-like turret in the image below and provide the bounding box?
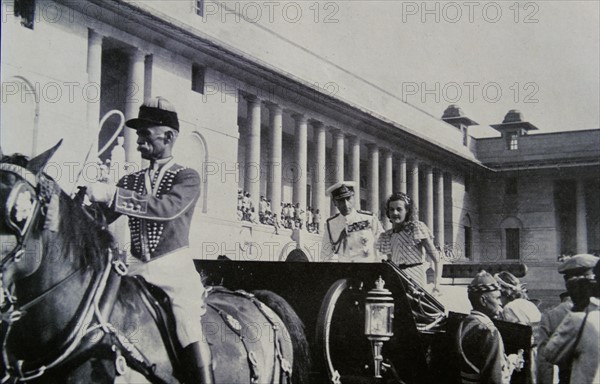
[441,105,478,147]
[491,110,539,150]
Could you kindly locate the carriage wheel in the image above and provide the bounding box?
[315,278,351,384]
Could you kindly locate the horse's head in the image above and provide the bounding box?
[0,141,62,287]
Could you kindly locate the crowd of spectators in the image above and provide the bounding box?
[236,190,321,234]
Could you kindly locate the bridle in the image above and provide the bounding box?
[0,163,148,383]
[0,163,55,309]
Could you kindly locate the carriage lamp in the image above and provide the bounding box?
[364,276,395,379]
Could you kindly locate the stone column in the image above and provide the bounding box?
[293,114,308,211]
[382,149,393,229]
[87,29,103,157]
[434,169,445,248]
[331,128,345,182]
[349,136,361,206]
[444,171,454,246]
[312,121,326,218]
[576,179,588,253]
[266,103,282,215]
[395,156,407,194]
[424,165,434,230]
[408,159,419,214]
[367,144,380,215]
[244,96,261,211]
[124,49,146,167]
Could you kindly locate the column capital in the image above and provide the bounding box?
[263,101,282,112]
[244,94,261,104]
[309,119,324,128]
[126,47,147,61]
[381,147,393,156]
[88,29,104,44]
[291,113,307,123]
[348,135,360,144]
[328,126,343,136]
[366,142,379,150]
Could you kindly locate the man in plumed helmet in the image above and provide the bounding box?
[86,97,214,384]
[320,181,383,262]
[456,271,524,384]
[544,254,599,384]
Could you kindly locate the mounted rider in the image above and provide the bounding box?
[86,96,213,384]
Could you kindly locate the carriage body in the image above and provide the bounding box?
[198,260,533,384]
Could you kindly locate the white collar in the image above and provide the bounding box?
[150,156,173,171]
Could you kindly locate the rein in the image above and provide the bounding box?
[1,250,139,383]
[1,266,85,324]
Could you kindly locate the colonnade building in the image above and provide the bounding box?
[2,0,599,302]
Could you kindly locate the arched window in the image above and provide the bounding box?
[174,130,208,214]
[500,216,523,260]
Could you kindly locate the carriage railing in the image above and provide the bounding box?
[383,261,446,332]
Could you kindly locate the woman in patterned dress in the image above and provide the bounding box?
[377,192,441,293]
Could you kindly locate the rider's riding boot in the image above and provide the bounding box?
[182,341,215,384]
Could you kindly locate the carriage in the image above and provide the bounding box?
[0,143,533,383]
[198,259,534,384]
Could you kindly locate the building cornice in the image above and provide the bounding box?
[60,0,489,170]
[483,158,600,172]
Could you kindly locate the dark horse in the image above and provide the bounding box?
[0,142,310,383]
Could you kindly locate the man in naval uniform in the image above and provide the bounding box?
[320,181,383,262]
[86,96,213,384]
[456,271,524,384]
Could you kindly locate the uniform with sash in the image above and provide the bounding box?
[320,209,383,262]
[457,311,515,384]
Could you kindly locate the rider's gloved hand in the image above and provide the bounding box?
[85,182,116,204]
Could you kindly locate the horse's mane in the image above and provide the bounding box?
[55,188,114,271]
[1,154,114,271]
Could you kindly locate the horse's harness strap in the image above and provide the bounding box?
[2,253,109,380]
[231,290,293,383]
[1,266,86,324]
[206,302,260,383]
[1,250,150,382]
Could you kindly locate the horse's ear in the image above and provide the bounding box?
[27,140,63,176]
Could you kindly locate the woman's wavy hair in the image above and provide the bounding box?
[385,192,414,223]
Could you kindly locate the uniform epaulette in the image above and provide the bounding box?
[480,318,495,331]
[357,210,373,215]
[471,312,496,332]
[169,163,186,171]
[327,213,340,222]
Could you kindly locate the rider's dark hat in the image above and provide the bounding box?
[125,96,179,131]
[326,181,355,200]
